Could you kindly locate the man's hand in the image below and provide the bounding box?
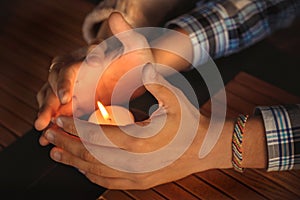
[42,63,227,189]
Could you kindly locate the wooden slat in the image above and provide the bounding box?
[0,107,32,137]
[2,1,87,46]
[98,190,134,200]
[0,90,37,125]
[195,170,266,199]
[0,73,38,109]
[0,125,18,147]
[254,170,300,197]
[176,175,231,200]
[124,189,166,200]
[153,182,199,200]
[0,61,44,93]
[222,169,300,200]
[0,42,49,81]
[225,80,279,106]
[234,72,300,104]
[2,26,69,59]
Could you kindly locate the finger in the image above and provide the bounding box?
[54,116,127,148]
[39,132,50,146]
[49,147,132,179]
[108,12,133,35]
[56,62,80,104]
[48,64,60,97]
[36,83,48,108]
[34,89,60,131]
[85,172,137,190]
[44,127,87,157]
[46,126,141,175]
[108,12,149,51]
[54,116,79,136]
[142,63,181,114]
[57,102,73,117]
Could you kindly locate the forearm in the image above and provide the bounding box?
[243,116,267,169]
[151,27,193,76]
[202,115,267,170]
[166,0,300,67]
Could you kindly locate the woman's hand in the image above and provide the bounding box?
[35,12,152,131]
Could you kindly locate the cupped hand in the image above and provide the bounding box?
[35,12,152,131]
[41,62,228,190]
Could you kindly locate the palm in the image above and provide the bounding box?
[96,48,153,106]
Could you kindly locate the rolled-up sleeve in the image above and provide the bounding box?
[166,0,300,67]
[255,104,300,171]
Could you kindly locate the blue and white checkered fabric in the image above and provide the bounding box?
[166,0,300,67]
[256,105,300,171]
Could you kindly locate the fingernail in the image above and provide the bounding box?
[45,131,54,142]
[110,46,124,60]
[86,54,102,67]
[56,117,63,128]
[78,169,86,175]
[142,63,157,81]
[53,151,61,161]
[59,90,69,104]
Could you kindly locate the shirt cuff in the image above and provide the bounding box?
[165,14,210,68]
[255,104,300,171]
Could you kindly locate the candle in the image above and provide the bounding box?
[88,101,135,125]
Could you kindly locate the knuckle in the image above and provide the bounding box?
[36,83,48,100]
[87,164,102,176]
[36,90,42,100]
[86,174,113,189]
[123,157,149,173]
[85,173,99,185]
[126,139,147,152]
[104,182,114,189]
[36,93,43,107]
[80,150,94,161]
[134,178,151,190]
[131,173,148,183]
[65,121,76,134]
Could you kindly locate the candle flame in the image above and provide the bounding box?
[97,101,110,120]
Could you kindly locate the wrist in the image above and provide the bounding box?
[193,115,233,171]
[209,118,235,169]
[151,27,193,75]
[242,116,267,169]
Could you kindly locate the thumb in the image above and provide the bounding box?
[108,12,133,34]
[108,12,149,51]
[142,63,180,114]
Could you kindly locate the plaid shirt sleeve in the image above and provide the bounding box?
[255,105,300,171]
[166,0,300,67]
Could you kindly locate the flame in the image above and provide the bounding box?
[97,101,110,120]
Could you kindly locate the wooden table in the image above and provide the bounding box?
[0,0,300,199]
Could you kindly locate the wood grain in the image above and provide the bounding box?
[0,0,93,148]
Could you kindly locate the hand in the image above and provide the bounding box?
[42,63,232,189]
[35,82,73,131]
[35,12,152,131]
